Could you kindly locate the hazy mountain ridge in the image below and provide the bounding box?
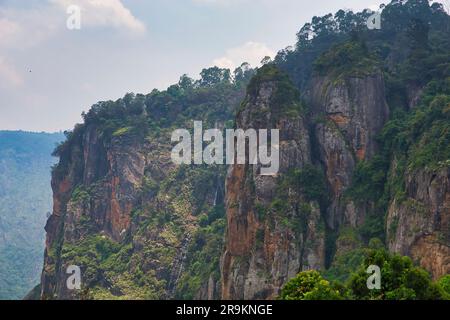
[0,131,64,299]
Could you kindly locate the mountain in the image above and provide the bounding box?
[37,70,252,299]
[0,131,64,299]
[36,0,450,300]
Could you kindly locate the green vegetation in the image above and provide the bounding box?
[175,210,225,299]
[438,275,450,297]
[61,235,165,299]
[245,64,304,118]
[16,0,450,301]
[263,165,327,236]
[340,0,450,246]
[286,165,329,204]
[281,248,449,300]
[381,86,450,173]
[46,62,247,300]
[71,185,91,203]
[314,40,380,79]
[53,64,252,164]
[347,249,446,300]
[345,80,450,243]
[280,270,343,300]
[273,165,328,209]
[323,248,366,284]
[346,156,389,205]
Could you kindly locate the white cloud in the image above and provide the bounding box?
[368,4,380,11]
[0,56,23,88]
[213,41,275,70]
[0,18,20,46]
[212,57,235,70]
[192,0,246,6]
[51,0,146,34]
[0,6,60,49]
[0,0,146,50]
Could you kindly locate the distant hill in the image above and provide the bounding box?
[0,131,65,299]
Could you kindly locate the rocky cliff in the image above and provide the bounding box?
[220,59,392,299]
[41,131,148,298]
[37,0,450,300]
[221,67,325,299]
[39,79,247,299]
[387,167,450,279]
[220,0,450,295]
[310,72,390,231]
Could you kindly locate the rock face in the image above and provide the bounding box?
[221,69,391,300]
[387,168,450,279]
[40,125,223,299]
[221,72,326,300]
[39,63,449,300]
[38,46,450,300]
[41,129,148,299]
[39,84,246,300]
[310,74,390,230]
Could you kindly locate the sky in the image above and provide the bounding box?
[2,0,446,132]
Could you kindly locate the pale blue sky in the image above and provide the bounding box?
[0,0,405,132]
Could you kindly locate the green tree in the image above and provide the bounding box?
[178,74,194,91]
[279,270,343,300]
[260,56,272,65]
[233,62,255,85]
[199,67,231,86]
[348,249,446,300]
[438,275,450,298]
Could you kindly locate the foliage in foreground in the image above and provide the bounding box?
[280,248,449,300]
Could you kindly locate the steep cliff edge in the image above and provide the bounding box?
[221,54,391,299]
[387,168,450,279]
[221,2,450,295]
[41,130,147,298]
[383,92,450,279]
[310,72,389,231]
[221,66,326,299]
[39,75,248,299]
[37,0,450,300]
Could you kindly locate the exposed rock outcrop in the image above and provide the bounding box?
[221,72,326,299]
[387,167,450,279]
[38,13,450,299]
[41,129,148,299]
[310,73,389,230]
[39,84,246,299]
[221,68,391,299]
